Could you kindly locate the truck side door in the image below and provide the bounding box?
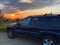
[27,17,40,38]
[15,17,31,36]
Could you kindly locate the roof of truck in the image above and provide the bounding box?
[30,15,60,17]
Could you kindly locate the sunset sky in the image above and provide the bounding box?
[0,0,60,19]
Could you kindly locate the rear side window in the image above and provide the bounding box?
[38,16,48,27]
[31,18,39,25]
[32,18,38,22]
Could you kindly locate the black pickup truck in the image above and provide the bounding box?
[7,16,60,45]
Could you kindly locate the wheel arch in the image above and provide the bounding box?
[7,27,15,32]
[39,32,57,40]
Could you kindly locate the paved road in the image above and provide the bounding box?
[0,32,40,45]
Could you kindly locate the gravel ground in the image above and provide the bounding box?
[0,32,40,45]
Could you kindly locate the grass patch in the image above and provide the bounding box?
[0,22,12,32]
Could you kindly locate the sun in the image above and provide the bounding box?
[11,14,15,19]
[11,14,15,17]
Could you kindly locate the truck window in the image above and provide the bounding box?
[31,18,39,25]
[20,18,31,26]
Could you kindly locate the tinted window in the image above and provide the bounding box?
[31,18,39,25]
[20,18,31,26]
[38,16,49,27]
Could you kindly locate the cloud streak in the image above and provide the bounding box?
[1,0,60,13]
[7,0,60,10]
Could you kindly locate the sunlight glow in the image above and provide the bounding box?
[20,0,32,3]
[11,14,15,17]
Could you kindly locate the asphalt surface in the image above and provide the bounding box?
[0,32,40,45]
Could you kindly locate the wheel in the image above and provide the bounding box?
[7,30,14,39]
[41,36,57,45]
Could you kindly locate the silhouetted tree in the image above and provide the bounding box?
[16,18,20,22]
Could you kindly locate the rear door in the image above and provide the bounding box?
[26,17,40,38]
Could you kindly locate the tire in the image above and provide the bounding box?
[7,30,14,39]
[40,36,57,45]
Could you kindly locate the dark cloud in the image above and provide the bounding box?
[1,0,60,11]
